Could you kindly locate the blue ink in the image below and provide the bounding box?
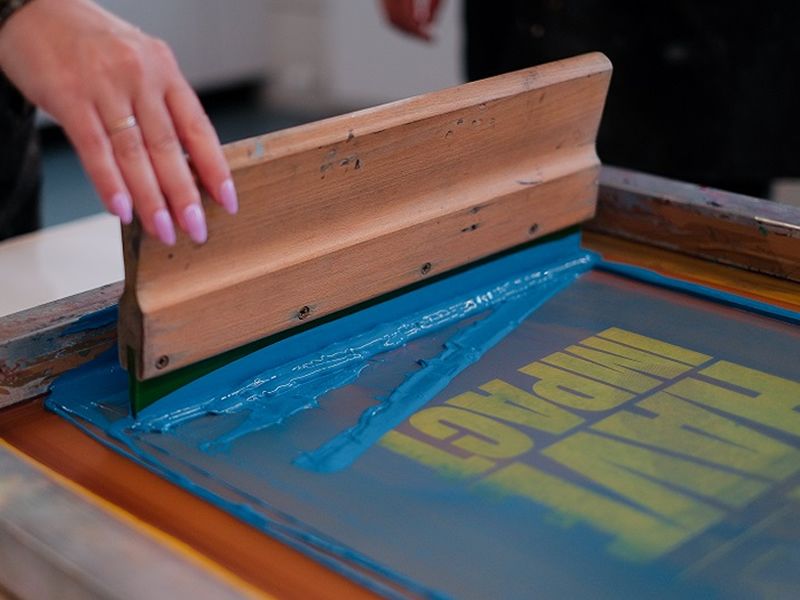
[46,348,436,600]
[250,140,265,159]
[128,232,592,433]
[62,305,118,335]
[134,253,595,454]
[46,232,596,598]
[296,263,588,472]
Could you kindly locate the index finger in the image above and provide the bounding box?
[166,81,237,215]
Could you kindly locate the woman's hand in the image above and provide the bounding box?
[0,0,237,245]
[381,0,443,41]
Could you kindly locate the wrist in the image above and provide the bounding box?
[0,0,37,70]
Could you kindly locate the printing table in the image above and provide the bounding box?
[2,166,799,599]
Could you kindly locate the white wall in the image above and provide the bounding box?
[99,0,272,90]
[48,1,464,114]
[263,0,465,110]
[37,1,273,125]
[325,0,465,107]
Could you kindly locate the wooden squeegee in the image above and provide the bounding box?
[119,52,612,411]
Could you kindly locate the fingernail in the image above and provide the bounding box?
[110,192,133,225]
[183,203,207,244]
[220,178,238,215]
[153,208,176,246]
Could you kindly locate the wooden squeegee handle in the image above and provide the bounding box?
[119,52,612,380]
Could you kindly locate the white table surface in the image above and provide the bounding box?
[0,214,123,318]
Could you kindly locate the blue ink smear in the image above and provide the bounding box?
[134,252,595,458]
[62,305,118,335]
[129,232,594,438]
[296,263,585,472]
[46,349,437,600]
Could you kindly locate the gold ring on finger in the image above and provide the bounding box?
[107,115,139,136]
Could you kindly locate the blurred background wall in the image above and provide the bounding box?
[98,0,464,110]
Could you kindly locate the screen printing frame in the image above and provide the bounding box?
[1,166,799,599]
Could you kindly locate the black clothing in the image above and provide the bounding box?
[0,72,40,241]
[465,1,800,197]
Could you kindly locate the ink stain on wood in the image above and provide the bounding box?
[322,153,360,176]
[250,141,265,160]
[518,168,544,187]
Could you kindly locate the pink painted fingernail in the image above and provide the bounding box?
[110,192,133,225]
[183,203,207,244]
[220,178,238,215]
[153,208,176,246]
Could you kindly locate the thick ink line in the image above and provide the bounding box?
[295,274,582,472]
[132,254,596,450]
[131,232,589,432]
